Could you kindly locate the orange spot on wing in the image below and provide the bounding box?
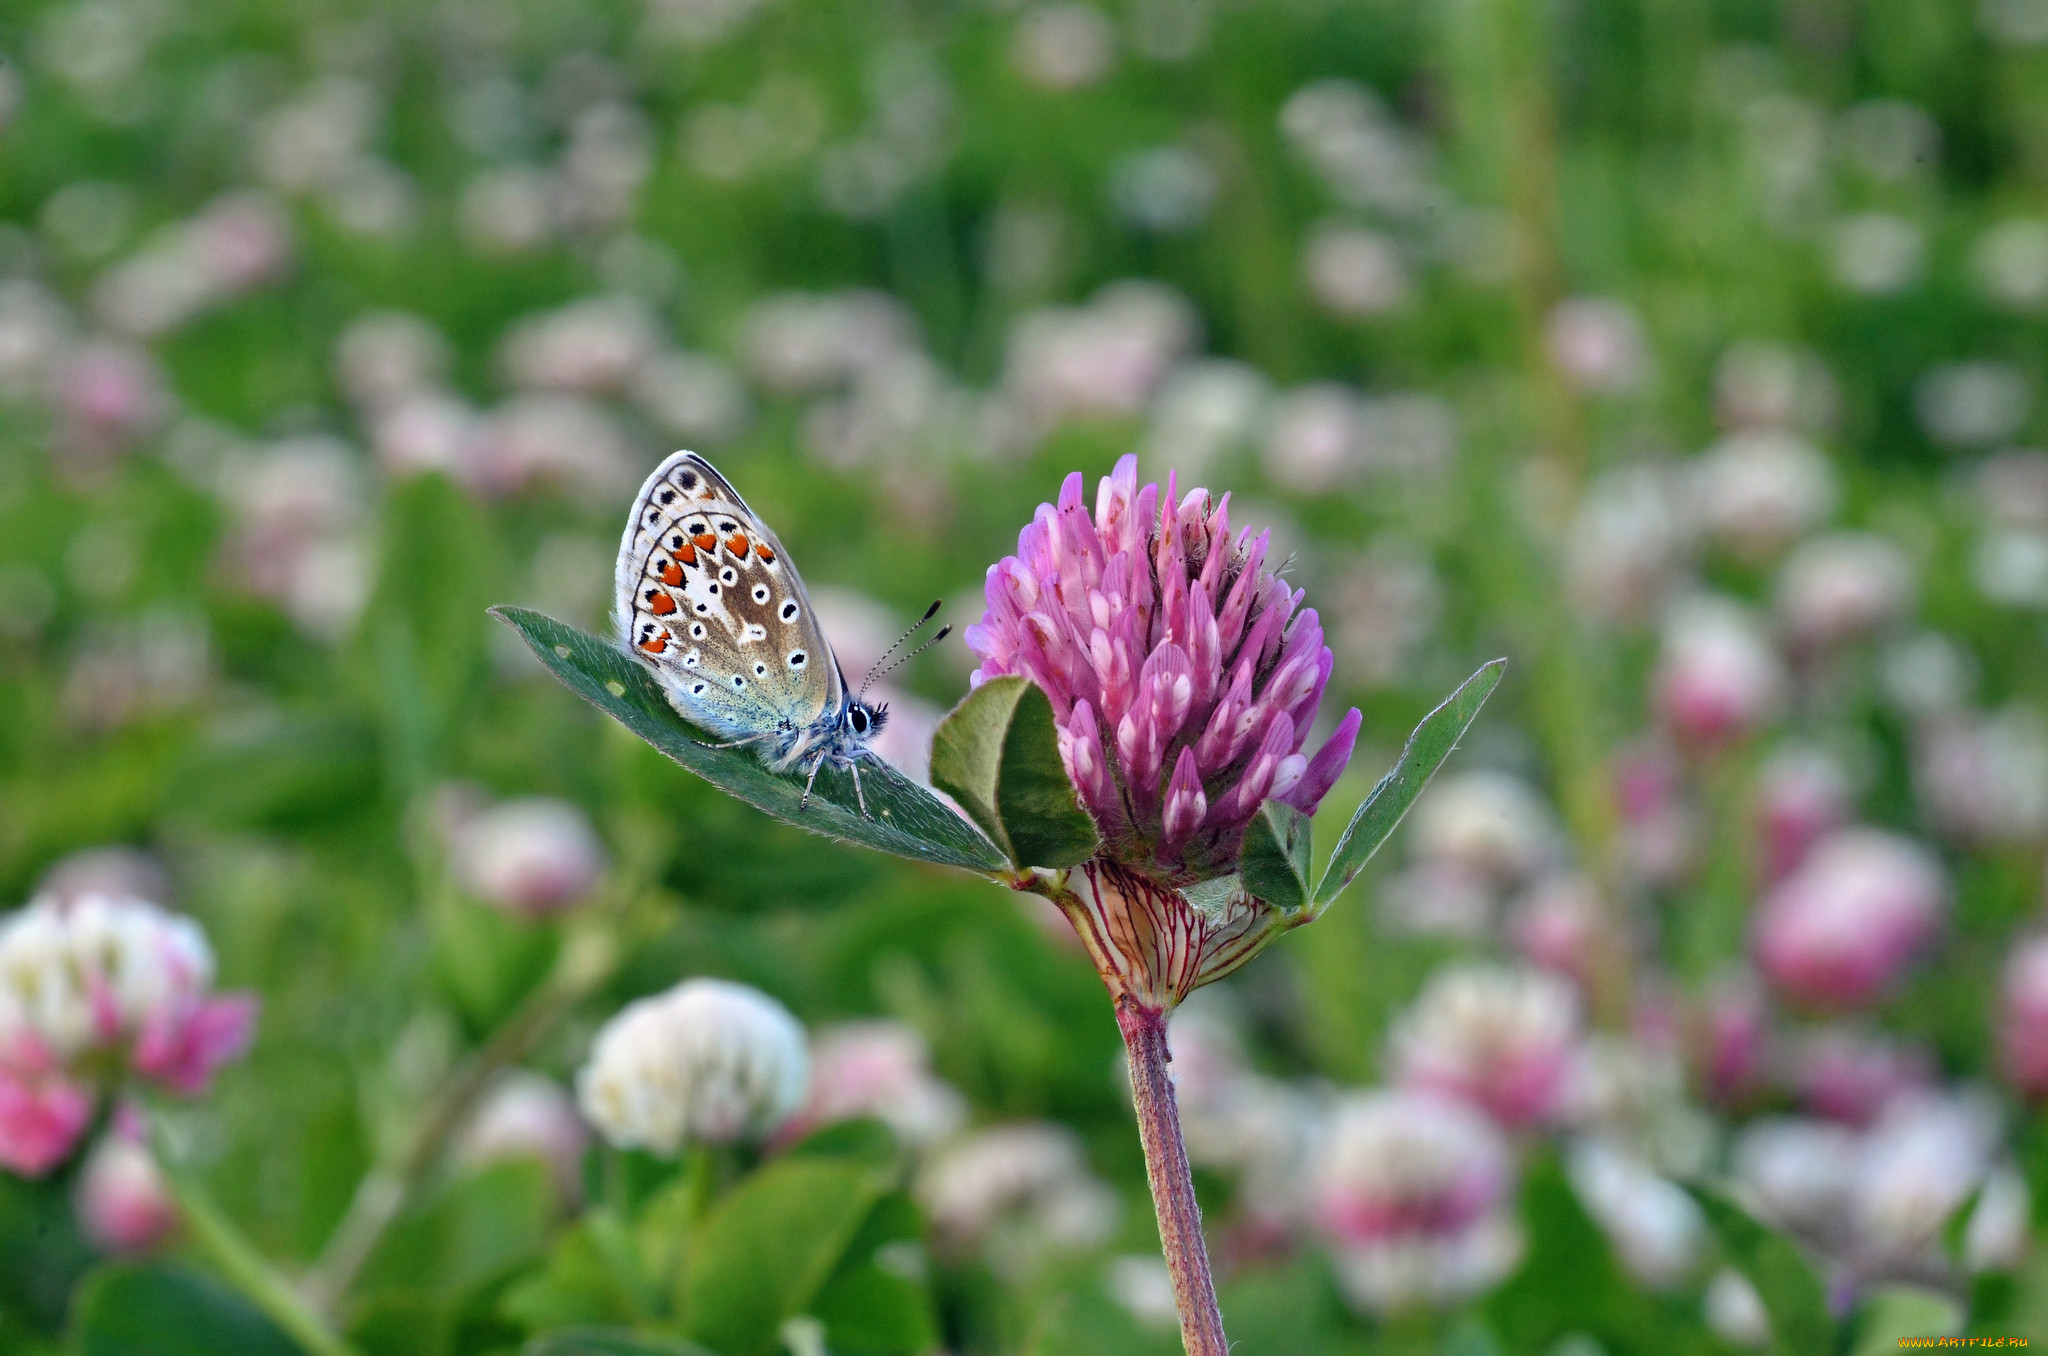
[755,544,776,563]
[676,541,698,565]
[727,532,749,556]
[693,533,717,552]
[639,635,668,654]
[660,562,684,586]
[649,592,677,616]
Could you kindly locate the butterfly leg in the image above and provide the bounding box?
[848,757,871,820]
[693,731,777,752]
[799,753,826,810]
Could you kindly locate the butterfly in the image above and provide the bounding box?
[615,451,944,816]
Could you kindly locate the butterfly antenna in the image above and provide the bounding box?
[859,600,943,700]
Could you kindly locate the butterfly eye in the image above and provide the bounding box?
[752,584,769,603]
[731,675,746,689]
[789,651,806,667]
[780,601,799,621]
[691,682,706,694]
[721,568,737,584]
[679,470,698,489]
[658,489,676,505]
[753,663,767,676]
[691,623,706,637]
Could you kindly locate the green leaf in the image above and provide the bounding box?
[525,1331,715,1356]
[357,1159,557,1301]
[1238,800,1311,912]
[501,1212,654,1334]
[928,676,1099,871]
[492,608,1004,872]
[1849,1286,1962,1356]
[806,1194,941,1355]
[782,1116,900,1168]
[71,1262,301,1356]
[367,474,493,792]
[1688,1187,1836,1355]
[1484,1154,1686,1353]
[1314,659,1506,909]
[678,1158,885,1356]
[0,1170,95,1338]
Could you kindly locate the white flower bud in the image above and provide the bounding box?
[449,796,607,919]
[576,978,808,1155]
[76,1127,177,1254]
[459,1070,590,1200]
[796,1020,966,1151]
[1704,1268,1772,1347]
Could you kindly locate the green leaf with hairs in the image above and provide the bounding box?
[492,608,1005,871]
[1239,800,1311,912]
[1314,659,1506,909]
[929,675,1099,871]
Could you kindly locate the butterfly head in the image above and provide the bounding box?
[845,700,887,742]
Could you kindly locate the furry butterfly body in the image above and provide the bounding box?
[616,452,886,809]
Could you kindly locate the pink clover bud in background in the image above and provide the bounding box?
[1753,829,1945,1010]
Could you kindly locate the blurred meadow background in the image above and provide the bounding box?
[2,0,2048,1351]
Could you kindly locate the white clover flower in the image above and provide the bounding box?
[1691,430,1838,562]
[917,1122,1120,1276]
[1831,212,1925,295]
[1002,281,1199,430]
[499,295,663,396]
[1388,963,1581,1127]
[1916,361,2032,449]
[1731,1116,1861,1243]
[1406,771,1558,887]
[334,311,449,413]
[1775,532,1915,651]
[1850,1091,2000,1271]
[576,978,809,1155]
[1311,1089,1522,1314]
[1011,5,1117,90]
[0,891,256,1176]
[0,893,213,1063]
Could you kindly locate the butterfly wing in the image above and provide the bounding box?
[616,452,843,751]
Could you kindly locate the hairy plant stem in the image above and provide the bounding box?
[153,1150,361,1356]
[1116,998,1228,1356]
[305,927,617,1315]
